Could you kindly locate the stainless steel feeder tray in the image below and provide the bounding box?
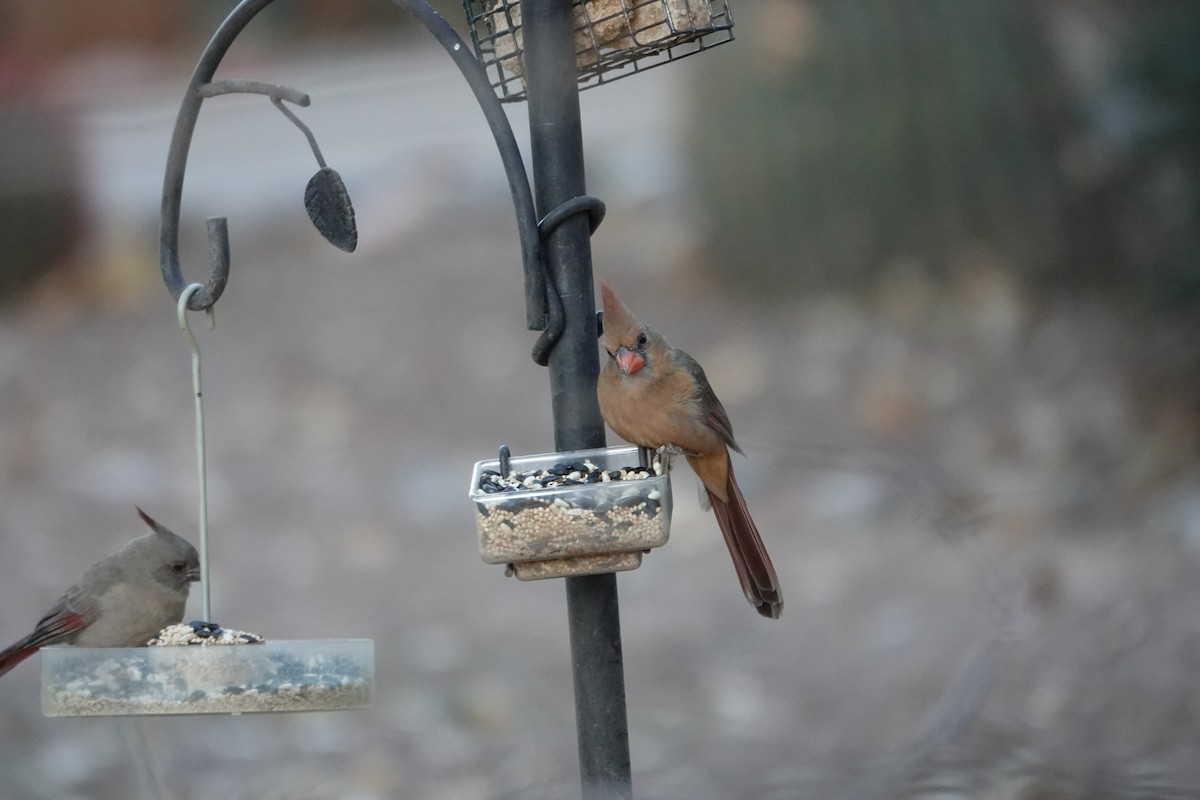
[41,639,373,716]
[470,445,672,578]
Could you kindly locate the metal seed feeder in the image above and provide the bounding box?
[471,445,674,579]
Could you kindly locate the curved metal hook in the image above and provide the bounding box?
[159,3,343,311]
[160,0,276,311]
[390,0,560,363]
[161,0,564,362]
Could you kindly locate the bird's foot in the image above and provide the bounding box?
[654,444,685,474]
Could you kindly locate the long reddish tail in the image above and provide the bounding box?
[708,465,784,619]
[0,637,40,679]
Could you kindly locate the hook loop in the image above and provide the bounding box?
[537,195,606,237]
[177,283,213,622]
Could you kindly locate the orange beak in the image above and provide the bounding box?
[614,346,645,375]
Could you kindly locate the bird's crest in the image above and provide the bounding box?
[135,506,171,537]
[599,279,639,345]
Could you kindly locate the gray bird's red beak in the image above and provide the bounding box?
[615,346,645,375]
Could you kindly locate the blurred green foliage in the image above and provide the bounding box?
[1108,4,1200,309]
[687,0,1200,309]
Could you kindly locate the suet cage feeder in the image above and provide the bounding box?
[470,445,673,579]
[464,0,734,102]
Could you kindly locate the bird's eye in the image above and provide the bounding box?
[172,562,186,572]
[636,332,648,348]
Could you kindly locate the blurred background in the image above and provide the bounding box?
[1,1,1198,798]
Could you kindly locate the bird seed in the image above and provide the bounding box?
[473,455,670,564]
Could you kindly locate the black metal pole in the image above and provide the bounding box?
[520,2,632,798]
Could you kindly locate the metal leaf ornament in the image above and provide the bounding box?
[305,166,357,253]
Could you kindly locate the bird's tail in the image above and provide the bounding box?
[708,465,784,619]
[0,636,40,679]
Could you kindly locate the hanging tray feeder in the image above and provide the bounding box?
[41,637,373,717]
[37,285,377,717]
[38,0,389,715]
[470,444,673,579]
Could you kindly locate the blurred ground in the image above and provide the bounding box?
[1,31,1199,800]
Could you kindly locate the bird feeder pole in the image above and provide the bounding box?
[155,0,734,790]
[521,2,633,797]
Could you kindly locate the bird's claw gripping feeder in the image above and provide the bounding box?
[41,0,734,795]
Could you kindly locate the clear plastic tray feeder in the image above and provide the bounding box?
[34,285,379,718]
[41,639,373,717]
[470,445,673,579]
[464,0,734,102]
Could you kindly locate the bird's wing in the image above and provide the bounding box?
[22,586,96,649]
[676,350,743,455]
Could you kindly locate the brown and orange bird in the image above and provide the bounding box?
[596,280,783,619]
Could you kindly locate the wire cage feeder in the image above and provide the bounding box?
[464,0,734,101]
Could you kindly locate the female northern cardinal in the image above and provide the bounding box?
[596,281,783,619]
[0,508,200,678]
